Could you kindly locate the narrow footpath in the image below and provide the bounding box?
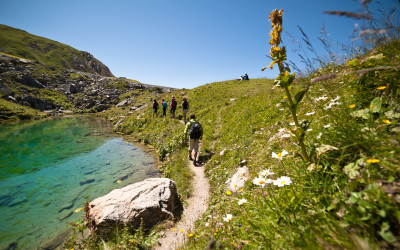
[154,100,231,249]
[154,121,210,249]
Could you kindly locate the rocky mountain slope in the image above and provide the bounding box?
[0,24,113,76]
[0,25,173,123]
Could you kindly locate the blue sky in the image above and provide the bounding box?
[0,0,398,88]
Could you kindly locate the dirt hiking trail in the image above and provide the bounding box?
[154,121,210,249]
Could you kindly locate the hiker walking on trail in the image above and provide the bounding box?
[153,99,159,117]
[170,96,177,118]
[184,114,203,166]
[162,99,168,117]
[181,97,189,124]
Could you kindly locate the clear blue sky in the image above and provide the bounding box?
[0,0,398,88]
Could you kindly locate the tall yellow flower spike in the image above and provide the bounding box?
[263,8,309,162]
[263,9,285,71]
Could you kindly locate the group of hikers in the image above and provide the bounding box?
[240,73,249,81]
[152,96,203,166]
[152,96,190,123]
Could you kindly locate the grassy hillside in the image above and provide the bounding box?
[0,25,164,123]
[0,24,113,76]
[0,98,46,122]
[65,40,400,249]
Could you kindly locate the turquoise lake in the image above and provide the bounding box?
[0,116,159,249]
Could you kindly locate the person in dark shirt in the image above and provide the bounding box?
[153,99,159,117]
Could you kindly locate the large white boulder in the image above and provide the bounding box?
[87,178,181,235]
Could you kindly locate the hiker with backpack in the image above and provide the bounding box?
[184,113,203,166]
[170,96,177,118]
[162,99,168,117]
[152,99,159,117]
[181,97,189,124]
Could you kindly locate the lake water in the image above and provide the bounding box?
[0,116,159,249]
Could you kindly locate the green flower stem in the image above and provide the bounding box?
[283,86,310,162]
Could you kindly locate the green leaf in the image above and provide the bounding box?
[279,73,295,87]
[379,222,397,243]
[316,144,339,158]
[351,108,370,119]
[343,162,360,179]
[385,110,400,119]
[347,58,360,68]
[370,97,382,113]
[293,88,309,106]
[367,53,385,61]
[378,209,387,218]
[348,196,358,204]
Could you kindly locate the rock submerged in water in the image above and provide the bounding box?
[87,178,182,236]
[79,178,95,186]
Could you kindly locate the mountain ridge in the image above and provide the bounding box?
[0,24,113,77]
[0,24,173,123]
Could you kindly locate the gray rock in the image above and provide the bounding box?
[226,166,249,192]
[7,96,17,102]
[94,104,109,112]
[116,100,128,107]
[39,228,73,250]
[87,178,181,236]
[21,73,45,88]
[79,178,95,186]
[65,83,79,94]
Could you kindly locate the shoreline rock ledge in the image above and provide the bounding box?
[87,178,182,236]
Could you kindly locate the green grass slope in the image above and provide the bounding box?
[67,42,400,249]
[0,98,46,122]
[0,24,113,76]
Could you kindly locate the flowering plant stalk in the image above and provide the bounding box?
[262,9,310,162]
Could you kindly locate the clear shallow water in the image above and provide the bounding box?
[0,116,159,249]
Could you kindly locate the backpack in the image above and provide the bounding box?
[189,121,202,139]
[182,100,188,109]
[162,101,167,108]
[171,99,177,107]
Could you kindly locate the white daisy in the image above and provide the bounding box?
[272,150,289,160]
[273,176,292,187]
[238,199,247,206]
[259,169,274,177]
[223,214,233,222]
[252,177,267,187]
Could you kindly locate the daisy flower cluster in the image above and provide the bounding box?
[324,96,341,110]
[252,167,292,188]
